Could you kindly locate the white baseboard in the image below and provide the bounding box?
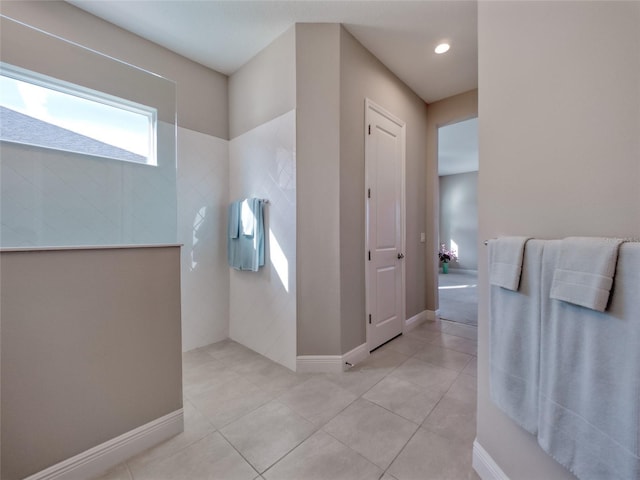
[297,342,369,373]
[427,309,438,321]
[26,409,184,480]
[343,342,369,368]
[404,310,429,331]
[473,440,510,480]
[296,355,343,373]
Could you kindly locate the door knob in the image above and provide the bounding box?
[397,253,405,259]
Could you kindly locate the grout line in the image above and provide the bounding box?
[216,429,261,477]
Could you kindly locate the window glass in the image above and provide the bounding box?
[0,64,157,166]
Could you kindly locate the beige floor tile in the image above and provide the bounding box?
[404,328,441,343]
[183,359,243,398]
[206,340,263,365]
[127,399,215,475]
[428,332,478,356]
[414,320,445,332]
[462,356,478,377]
[389,357,458,394]
[422,372,477,454]
[324,369,386,397]
[322,399,418,470]
[92,463,131,480]
[354,348,409,375]
[422,395,477,443]
[362,375,442,424]
[380,474,399,480]
[132,432,257,480]
[441,321,478,341]
[263,431,382,480]
[277,377,357,426]
[182,346,220,371]
[241,357,309,395]
[387,428,478,480]
[189,377,275,428]
[413,344,473,372]
[377,333,428,356]
[447,372,477,399]
[220,400,316,473]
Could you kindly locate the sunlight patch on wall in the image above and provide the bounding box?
[269,228,289,292]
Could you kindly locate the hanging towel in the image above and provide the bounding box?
[228,201,240,239]
[549,236,625,312]
[538,241,640,480]
[489,239,544,435]
[228,197,264,272]
[240,198,255,237]
[489,236,531,291]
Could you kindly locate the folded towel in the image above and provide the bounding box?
[550,236,625,312]
[489,236,531,291]
[228,201,240,239]
[241,199,255,237]
[538,241,640,480]
[489,239,544,434]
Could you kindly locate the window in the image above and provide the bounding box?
[0,63,157,166]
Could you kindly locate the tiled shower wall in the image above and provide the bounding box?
[177,127,230,351]
[229,110,297,370]
[0,122,176,247]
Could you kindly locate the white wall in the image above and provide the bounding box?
[439,171,478,271]
[229,110,297,370]
[477,2,640,478]
[177,127,230,351]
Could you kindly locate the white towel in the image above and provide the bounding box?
[489,239,544,435]
[489,236,531,291]
[550,236,625,312]
[538,241,640,480]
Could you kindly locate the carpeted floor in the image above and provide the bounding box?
[437,269,478,326]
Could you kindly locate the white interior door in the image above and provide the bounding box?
[365,99,406,352]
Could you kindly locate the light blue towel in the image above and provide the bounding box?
[228,198,264,272]
[228,201,240,239]
[489,239,543,435]
[538,241,640,479]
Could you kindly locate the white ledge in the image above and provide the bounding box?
[1,243,183,253]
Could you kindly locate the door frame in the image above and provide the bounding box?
[364,98,407,352]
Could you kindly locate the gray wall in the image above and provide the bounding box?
[477,1,640,478]
[439,171,478,271]
[1,246,182,479]
[228,26,296,139]
[426,90,478,311]
[296,24,343,356]
[0,0,228,139]
[339,27,428,353]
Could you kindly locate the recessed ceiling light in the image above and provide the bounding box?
[435,43,450,54]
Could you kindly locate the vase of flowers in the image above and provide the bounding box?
[438,243,457,274]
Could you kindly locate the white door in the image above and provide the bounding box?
[365,99,406,352]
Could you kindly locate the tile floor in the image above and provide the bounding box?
[97,319,479,480]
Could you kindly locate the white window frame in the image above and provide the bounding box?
[0,63,158,166]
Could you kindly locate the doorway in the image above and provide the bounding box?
[437,117,478,326]
[365,99,406,351]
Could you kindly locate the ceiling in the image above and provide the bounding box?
[438,117,478,176]
[67,0,478,104]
